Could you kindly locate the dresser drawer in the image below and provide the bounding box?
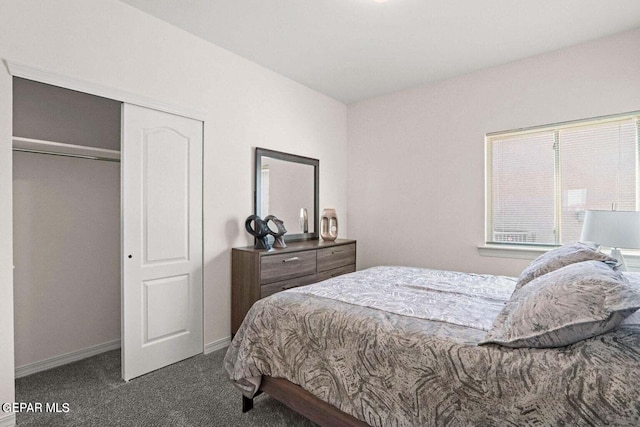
[316,264,356,282]
[260,250,316,284]
[260,274,319,298]
[232,239,356,335]
[317,243,356,272]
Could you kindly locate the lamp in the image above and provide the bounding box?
[580,210,640,271]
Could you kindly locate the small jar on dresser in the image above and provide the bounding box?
[231,239,356,334]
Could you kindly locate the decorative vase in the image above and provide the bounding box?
[320,208,338,241]
[300,208,308,233]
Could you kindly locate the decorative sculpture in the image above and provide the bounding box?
[265,215,287,248]
[245,215,271,250]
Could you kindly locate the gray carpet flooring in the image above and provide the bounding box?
[15,347,316,426]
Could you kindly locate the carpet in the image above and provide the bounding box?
[15,347,316,426]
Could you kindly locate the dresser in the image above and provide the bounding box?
[231,239,356,334]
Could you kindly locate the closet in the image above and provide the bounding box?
[12,76,204,381]
[13,78,122,376]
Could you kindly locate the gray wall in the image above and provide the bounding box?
[13,78,121,150]
[13,152,121,367]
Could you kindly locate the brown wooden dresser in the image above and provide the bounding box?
[231,239,356,334]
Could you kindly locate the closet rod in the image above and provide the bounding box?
[12,147,121,163]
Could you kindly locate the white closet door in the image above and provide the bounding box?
[121,104,203,381]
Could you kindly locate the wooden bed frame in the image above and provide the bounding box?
[242,376,369,427]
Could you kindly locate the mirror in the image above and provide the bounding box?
[255,148,319,241]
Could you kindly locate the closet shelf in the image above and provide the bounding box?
[12,136,120,161]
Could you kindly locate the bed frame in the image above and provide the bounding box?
[242,376,369,427]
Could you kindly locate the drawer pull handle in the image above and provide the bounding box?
[282,257,300,263]
[282,285,295,290]
[331,250,344,255]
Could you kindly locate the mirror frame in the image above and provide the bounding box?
[255,147,319,241]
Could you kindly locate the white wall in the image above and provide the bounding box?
[0,48,15,416]
[347,28,640,277]
[0,0,348,407]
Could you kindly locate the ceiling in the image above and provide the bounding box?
[120,0,640,104]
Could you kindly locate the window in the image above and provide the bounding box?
[486,113,640,246]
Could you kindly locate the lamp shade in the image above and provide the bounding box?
[580,210,640,249]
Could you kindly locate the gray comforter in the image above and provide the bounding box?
[224,266,640,426]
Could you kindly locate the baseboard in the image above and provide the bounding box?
[204,336,231,354]
[15,339,121,378]
[0,412,16,427]
[15,336,229,377]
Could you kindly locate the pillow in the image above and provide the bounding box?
[480,260,640,348]
[514,242,616,292]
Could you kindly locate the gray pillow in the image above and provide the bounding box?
[480,260,640,348]
[514,242,616,292]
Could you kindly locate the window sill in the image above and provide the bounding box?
[477,244,553,260]
[478,244,640,271]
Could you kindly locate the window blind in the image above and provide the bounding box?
[487,114,639,246]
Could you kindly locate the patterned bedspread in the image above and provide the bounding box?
[224,266,640,426]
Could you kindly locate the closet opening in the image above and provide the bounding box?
[12,77,123,379]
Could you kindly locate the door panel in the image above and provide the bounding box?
[144,129,189,263]
[122,104,203,381]
[144,275,190,342]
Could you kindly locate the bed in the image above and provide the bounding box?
[224,244,640,426]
